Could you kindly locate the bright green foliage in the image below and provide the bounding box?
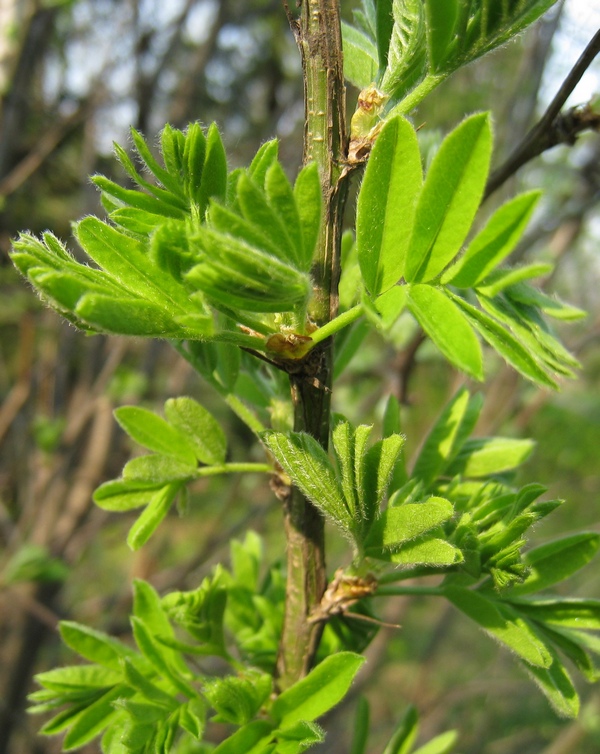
[356,115,422,294]
[11,124,322,346]
[94,397,269,550]
[29,539,365,753]
[14,1,599,751]
[351,112,579,386]
[342,0,559,113]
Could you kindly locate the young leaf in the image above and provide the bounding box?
[412,388,479,487]
[508,533,600,596]
[249,139,279,189]
[442,191,541,287]
[444,586,553,668]
[412,730,458,754]
[294,162,323,271]
[356,116,422,295]
[271,652,365,727]
[164,397,227,465]
[114,406,198,465]
[212,721,275,754]
[196,122,227,214]
[425,0,458,72]
[445,437,535,478]
[512,599,600,630]
[74,217,190,311]
[59,622,139,672]
[237,172,296,266]
[350,697,370,754]
[379,0,427,103]
[407,285,483,379]
[404,113,492,283]
[381,704,419,754]
[364,497,454,551]
[127,483,182,550]
[123,455,196,484]
[75,295,191,338]
[449,293,558,388]
[61,685,128,750]
[262,431,351,534]
[342,22,379,88]
[522,648,580,718]
[265,161,304,269]
[382,537,462,565]
[475,264,552,300]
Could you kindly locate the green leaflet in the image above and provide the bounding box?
[449,293,558,388]
[271,652,365,727]
[446,437,535,478]
[476,263,553,298]
[381,704,419,754]
[407,285,483,380]
[94,479,174,513]
[523,647,580,718]
[249,139,279,189]
[237,172,298,267]
[442,191,542,287]
[412,388,482,487]
[425,0,459,72]
[444,586,553,668]
[404,113,492,283]
[294,162,322,271]
[126,483,183,550]
[195,122,228,215]
[262,431,351,534]
[265,161,304,269]
[383,537,462,565]
[412,731,458,754]
[357,116,422,295]
[509,532,600,596]
[506,282,587,321]
[115,406,198,465]
[512,599,600,631]
[364,497,454,551]
[342,22,378,89]
[123,455,195,484]
[59,622,140,672]
[61,685,127,750]
[379,0,427,102]
[74,217,190,311]
[212,721,275,754]
[164,397,227,465]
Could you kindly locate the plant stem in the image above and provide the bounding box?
[309,304,363,346]
[276,0,348,690]
[194,462,271,477]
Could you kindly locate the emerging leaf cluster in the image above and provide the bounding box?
[11,125,322,347]
[29,535,365,753]
[343,0,559,113]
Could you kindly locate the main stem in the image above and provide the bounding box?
[276,0,348,690]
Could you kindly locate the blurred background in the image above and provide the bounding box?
[0,1,599,752]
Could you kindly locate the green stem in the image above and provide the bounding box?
[308,304,363,346]
[194,462,271,478]
[276,0,348,691]
[386,74,444,119]
[223,394,266,434]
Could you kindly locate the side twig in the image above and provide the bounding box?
[485,28,600,198]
